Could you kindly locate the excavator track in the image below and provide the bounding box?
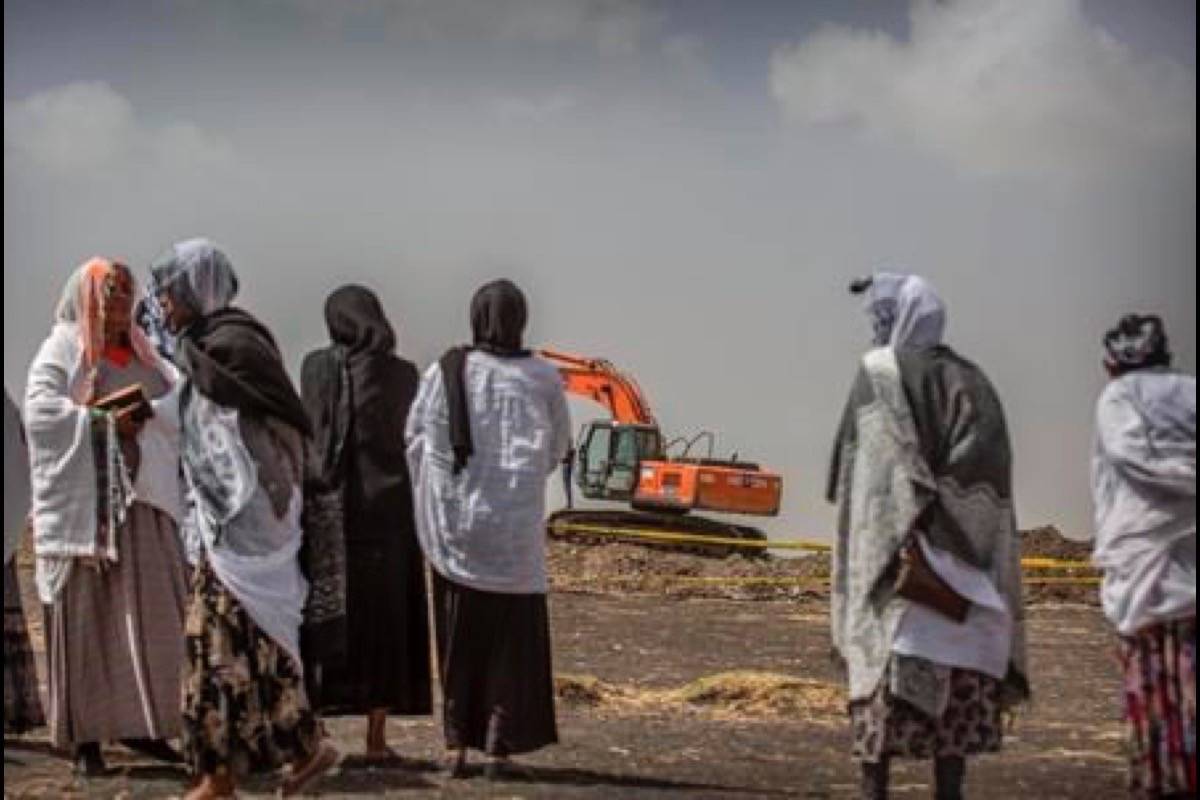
[545,508,768,559]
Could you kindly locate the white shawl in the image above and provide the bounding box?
[25,322,183,602]
[405,353,571,594]
[1092,369,1196,636]
[182,391,308,665]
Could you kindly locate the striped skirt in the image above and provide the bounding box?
[46,503,188,747]
[1119,616,1196,798]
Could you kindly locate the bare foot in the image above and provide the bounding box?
[183,773,236,800]
[364,744,401,763]
[280,742,340,797]
[443,748,468,779]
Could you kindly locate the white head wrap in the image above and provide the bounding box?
[150,238,239,317]
[861,270,946,349]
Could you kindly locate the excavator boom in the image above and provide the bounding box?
[538,348,656,426]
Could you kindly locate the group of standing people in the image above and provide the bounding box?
[828,273,1194,800]
[2,248,1194,800]
[4,240,568,798]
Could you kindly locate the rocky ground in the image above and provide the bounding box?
[4,528,1123,799]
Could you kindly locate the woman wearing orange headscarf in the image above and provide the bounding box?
[25,258,189,776]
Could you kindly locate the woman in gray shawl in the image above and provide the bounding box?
[150,239,338,799]
[827,272,1029,800]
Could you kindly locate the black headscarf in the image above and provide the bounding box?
[439,279,532,474]
[178,307,313,437]
[325,284,396,357]
[1104,314,1172,377]
[302,285,401,487]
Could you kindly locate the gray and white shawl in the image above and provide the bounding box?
[828,272,1029,716]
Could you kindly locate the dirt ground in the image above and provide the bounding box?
[4,532,1126,799]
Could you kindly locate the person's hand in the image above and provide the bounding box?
[82,369,101,407]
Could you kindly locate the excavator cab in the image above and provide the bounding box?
[575,421,664,501]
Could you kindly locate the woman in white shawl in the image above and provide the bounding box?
[25,258,188,774]
[828,272,1029,800]
[406,279,571,780]
[1091,314,1195,799]
[149,239,338,800]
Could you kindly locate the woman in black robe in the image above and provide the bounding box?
[300,285,432,760]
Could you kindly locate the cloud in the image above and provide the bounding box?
[4,81,234,175]
[769,0,1196,177]
[245,0,659,54]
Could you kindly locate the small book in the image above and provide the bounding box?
[93,383,154,423]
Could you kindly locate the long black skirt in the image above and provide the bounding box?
[314,537,433,717]
[431,571,557,757]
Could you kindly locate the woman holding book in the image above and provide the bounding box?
[826,271,1029,800]
[25,258,188,774]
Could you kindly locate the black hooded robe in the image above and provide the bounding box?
[300,286,431,716]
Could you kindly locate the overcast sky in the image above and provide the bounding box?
[5,0,1195,540]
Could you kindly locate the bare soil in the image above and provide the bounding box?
[4,530,1124,799]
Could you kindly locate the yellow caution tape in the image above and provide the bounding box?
[581,575,1100,588]
[549,521,830,551]
[548,522,1097,572]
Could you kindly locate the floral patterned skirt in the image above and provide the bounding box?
[1119,616,1197,798]
[182,559,318,778]
[850,665,1003,763]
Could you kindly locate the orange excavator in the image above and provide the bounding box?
[538,348,783,552]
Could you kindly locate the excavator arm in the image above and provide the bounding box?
[537,348,656,426]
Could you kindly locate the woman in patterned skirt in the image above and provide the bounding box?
[828,272,1029,799]
[150,239,339,799]
[1091,314,1195,799]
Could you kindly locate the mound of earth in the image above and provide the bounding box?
[1020,525,1094,561]
[547,525,1100,605]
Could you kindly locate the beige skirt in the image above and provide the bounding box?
[47,503,189,747]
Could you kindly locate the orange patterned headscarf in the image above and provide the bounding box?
[59,257,167,402]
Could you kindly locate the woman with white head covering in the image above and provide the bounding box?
[25,258,188,774]
[150,238,338,799]
[1091,314,1195,799]
[4,388,44,736]
[406,279,571,780]
[828,271,1029,800]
